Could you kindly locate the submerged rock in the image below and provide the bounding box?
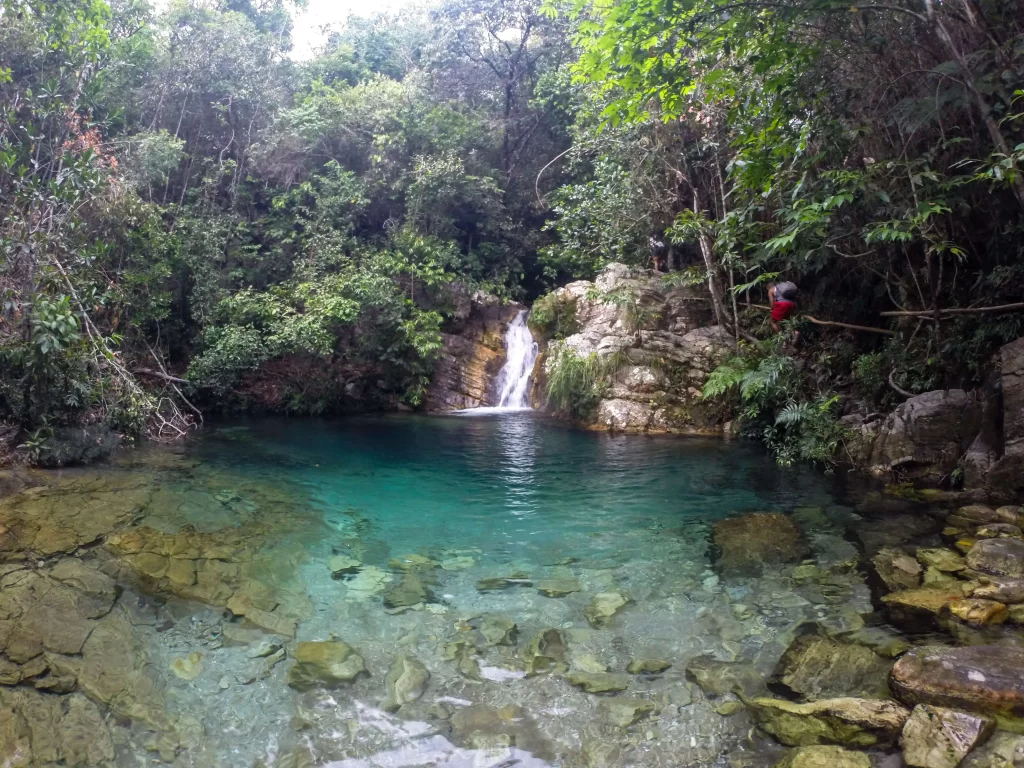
[287,641,367,690]
[108,525,304,637]
[344,565,390,601]
[536,578,581,597]
[328,555,362,577]
[686,656,764,698]
[449,705,554,761]
[521,629,567,676]
[890,646,1024,716]
[583,592,631,628]
[747,696,910,747]
[476,575,532,591]
[440,556,476,571]
[570,653,608,674]
[774,746,872,768]
[472,615,518,647]
[170,652,204,681]
[0,474,152,558]
[627,658,672,675]
[976,523,1023,539]
[383,655,430,711]
[0,688,115,767]
[565,671,630,694]
[870,548,923,593]
[712,513,810,574]
[949,505,1002,529]
[600,697,655,727]
[923,566,963,590]
[442,639,482,681]
[966,538,1024,577]
[382,571,435,609]
[769,633,892,701]
[900,704,994,768]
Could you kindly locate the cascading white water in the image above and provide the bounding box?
[492,310,539,409]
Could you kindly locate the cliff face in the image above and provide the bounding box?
[540,263,736,434]
[424,297,522,411]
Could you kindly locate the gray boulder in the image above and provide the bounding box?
[858,390,981,484]
[966,538,1024,578]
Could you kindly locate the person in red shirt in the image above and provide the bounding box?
[768,281,799,334]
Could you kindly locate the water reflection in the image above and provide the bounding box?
[495,412,539,518]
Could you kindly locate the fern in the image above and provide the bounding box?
[701,342,848,468]
[775,401,812,426]
[545,345,628,417]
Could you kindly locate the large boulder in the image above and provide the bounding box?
[769,633,893,701]
[712,512,810,574]
[543,263,735,434]
[855,390,981,484]
[890,646,1024,716]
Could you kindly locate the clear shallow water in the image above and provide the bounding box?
[20,414,883,767]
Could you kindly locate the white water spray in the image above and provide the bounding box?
[492,310,539,409]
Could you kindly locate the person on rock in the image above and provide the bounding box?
[768,280,799,335]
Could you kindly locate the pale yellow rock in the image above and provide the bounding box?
[171,652,204,681]
[288,640,366,690]
[584,592,631,628]
[947,598,1008,625]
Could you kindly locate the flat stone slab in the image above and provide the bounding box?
[881,587,963,630]
[891,646,1024,716]
[900,704,994,768]
[747,696,910,747]
[775,745,872,768]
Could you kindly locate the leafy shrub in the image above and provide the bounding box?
[31,425,121,468]
[530,292,579,341]
[544,345,607,418]
[702,340,848,468]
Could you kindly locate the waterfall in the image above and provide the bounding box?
[492,310,539,409]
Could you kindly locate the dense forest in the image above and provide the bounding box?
[1,0,1023,466]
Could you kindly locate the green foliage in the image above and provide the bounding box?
[702,342,848,467]
[543,345,608,418]
[529,292,579,341]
